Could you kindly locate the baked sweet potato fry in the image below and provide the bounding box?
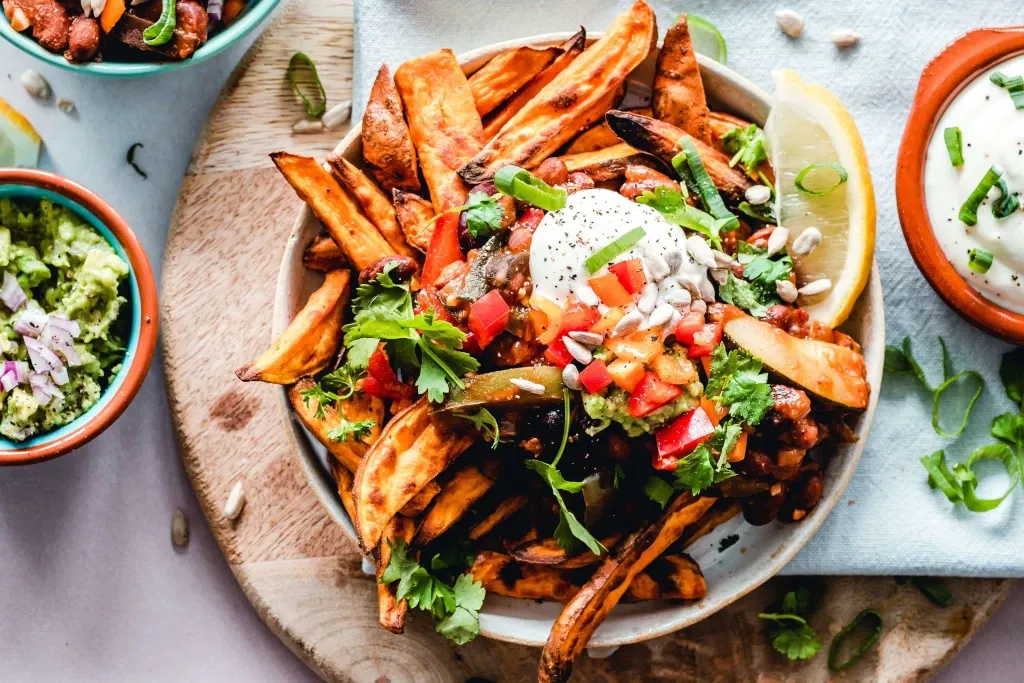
[605,110,753,202]
[415,456,501,546]
[482,29,587,141]
[511,534,621,569]
[460,2,655,183]
[236,270,351,384]
[708,110,753,150]
[327,155,420,261]
[362,64,421,193]
[271,153,396,270]
[679,500,742,548]
[353,398,474,552]
[652,15,711,143]
[563,106,651,155]
[469,45,561,117]
[538,494,717,683]
[468,493,528,540]
[332,461,357,521]
[287,377,384,473]
[394,49,485,212]
[558,142,664,182]
[392,189,435,252]
[623,554,706,601]
[303,234,346,272]
[376,515,417,633]
[399,481,441,517]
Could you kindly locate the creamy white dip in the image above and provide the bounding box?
[925,53,1024,313]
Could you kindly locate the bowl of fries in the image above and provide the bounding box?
[238,0,882,675]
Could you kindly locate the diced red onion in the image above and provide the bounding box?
[40,323,81,367]
[29,372,63,404]
[0,272,26,312]
[1,371,17,392]
[47,313,81,338]
[24,336,63,373]
[13,308,48,338]
[31,385,49,405]
[207,0,223,22]
[50,365,69,386]
[14,361,28,382]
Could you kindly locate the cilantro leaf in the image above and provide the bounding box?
[524,459,585,494]
[436,573,486,645]
[765,618,822,660]
[722,124,768,172]
[759,585,824,662]
[457,408,502,449]
[673,423,739,495]
[737,200,776,225]
[705,344,774,426]
[463,192,505,239]
[346,338,380,370]
[326,418,375,443]
[319,364,364,399]
[299,383,340,420]
[350,261,413,318]
[719,273,769,317]
[643,476,675,509]
[743,252,792,291]
[381,539,435,608]
[635,186,729,248]
[992,412,1024,452]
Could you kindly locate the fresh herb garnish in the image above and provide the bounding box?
[494,165,567,212]
[463,192,505,239]
[943,127,963,167]
[719,273,769,317]
[758,586,824,661]
[921,445,1020,512]
[968,248,994,274]
[524,390,606,555]
[990,70,1024,110]
[635,186,730,248]
[458,408,502,449]
[705,344,774,426]
[673,422,740,495]
[126,143,147,179]
[718,245,791,317]
[794,163,848,197]
[721,124,768,173]
[584,227,646,274]
[643,475,675,509]
[673,136,740,231]
[959,165,1003,226]
[142,0,176,46]
[736,200,776,224]
[827,609,882,672]
[326,418,375,443]
[287,52,328,118]
[379,539,485,645]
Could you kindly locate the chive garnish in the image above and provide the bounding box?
[922,445,1021,512]
[143,0,176,46]
[794,163,848,197]
[494,165,567,212]
[992,177,1020,219]
[990,71,1024,109]
[943,127,963,167]
[968,247,993,274]
[584,227,646,274]
[126,143,147,179]
[672,137,739,231]
[827,609,882,672]
[959,166,1003,225]
[287,53,328,118]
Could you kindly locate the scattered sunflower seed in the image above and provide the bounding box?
[663,248,683,274]
[611,310,643,338]
[709,268,729,285]
[712,250,735,267]
[637,283,658,314]
[776,279,799,303]
[745,184,772,206]
[510,378,546,395]
[791,227,823,256]
[224,481,246,521]
[171,508,190,548]
[56,97,75,114]
[645,252,671,281]
[576,285,601,308]
[20,70,50,99]
[292,118,325,134]
[562,336,593,365]
[648,303,675,328]
[690,299,708,315]
[766,226,790,257]
[567,330,603,347]
[776,9,805,38]
[561,364,581,391]
[698,277,716,302]
[663,289,692,308]
[685,235,717,268]
[830,28,860,47]
[321,99,352,130]
[798,278,833,297]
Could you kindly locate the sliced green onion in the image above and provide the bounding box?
[959,166,1003,225]
[794,163,848,197]
[287,53,328,118]
[932,368,984,437]
[992,177,1020,219]
[967,247,993,274]
[675,137,739,231]
[143,0,176,46]
[958,444,1021,512]
[943,127,963,167]
[684,15,727,65]
[907,577,953,608]
[494,165,567,212]
[828,609,882,672]
[737,200,776,224]
[584,227,646,274]
[990,71,1024,110]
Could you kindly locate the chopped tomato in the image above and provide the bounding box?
[559,296,600,334]
[673,309,706,344]
[516,206,546,232]
[544,337,574,368]
[578,360,613,393]
[421,212,463,285]
[415,286,454,323]
[687,321,723,358]
[628,372,683,418]
[653,352,698,385]
[607,358,646,393]
[587,272,633,308]
[605,330,664,364]
[468,290,511,348]
[653,407,715,470]
[591,306,625,334]
[364,346,414,400]
[608,258,647,294]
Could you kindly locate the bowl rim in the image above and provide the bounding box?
[0,0,283,78]
[0,168,158,465]
[896,26,1024,344]
[274,32,883,647]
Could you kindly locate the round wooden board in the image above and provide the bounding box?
[162,2,1013,681]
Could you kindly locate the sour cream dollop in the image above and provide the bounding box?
[925,53,1024,314]
[529,188,713,328]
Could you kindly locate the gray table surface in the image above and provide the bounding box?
[0,9,1022,683]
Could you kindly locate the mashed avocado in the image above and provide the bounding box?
[0,198,129,441]
[582,383,702,437]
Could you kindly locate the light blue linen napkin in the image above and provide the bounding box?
[354,0,1024,576]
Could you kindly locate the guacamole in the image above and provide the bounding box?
[0,198,130,441]
[582,384,701,437]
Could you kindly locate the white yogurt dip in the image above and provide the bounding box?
[925,53,1024,313]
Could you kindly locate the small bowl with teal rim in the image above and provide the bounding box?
[0,0,282,78]
[0,168,157,465]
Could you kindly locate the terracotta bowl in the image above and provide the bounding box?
[275,35,884,647]
[897,27,1024,344]
[0,169,158,465]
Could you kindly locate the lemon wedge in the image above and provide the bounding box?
[0,97,41,169]
[765,68,875,328]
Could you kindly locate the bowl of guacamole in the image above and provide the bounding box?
[0,170,158,465]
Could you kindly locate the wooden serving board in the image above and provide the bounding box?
[162,2,1013,680]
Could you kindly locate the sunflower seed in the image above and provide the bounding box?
[224,482,246,521]
[563,337,593,365]
[678,276,703,299]
[663,248,683,274]
[56,97,75,114]
[576,285,601,308]
[791,227,822,256]
[322,100,352,130]
[648,303,675,328]
[685,235,717,268]
[712,250,735,267]
[645,252,671,281]
[611,310,642,337]
[745,184,772,206]
[776,279,799,303]
[798,278,833,297]
[830,28,860,47]
[663,289,692,308]
[766,227,790,257]
[709,268,729,285]
[171,508,189,549]
[510,378,546,395]
[698,277,716,302]
[292,118,325,134]
[567,330,603,347]
[776,9,804,38]
[20,70,50,99]
[637,283,658,314]
[690,299,708,315]
[562,364,581,390]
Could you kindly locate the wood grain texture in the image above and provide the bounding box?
[163,1,1013,681]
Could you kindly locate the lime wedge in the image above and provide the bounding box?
[686,15,727,65]
[0,97,41,168]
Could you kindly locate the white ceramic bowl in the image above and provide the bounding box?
[274,33,885,648]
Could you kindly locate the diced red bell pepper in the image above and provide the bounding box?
[559,295,600,335]
[415,286,454,323]
[608,258,647,294]
[421,212,463,285]
[627,372,683,418]
[516,206,546,232]
[364,346,414,400]
[468,289,511,349]
[544,337,574,368]
[687,321,723,358]
[588,273,633,308]
[653,407,716,471]
[578,359,613,393]
[673,309,706,344]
